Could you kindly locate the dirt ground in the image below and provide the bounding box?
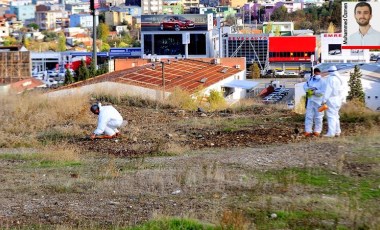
[0,104,378,229]
[74,104,362,157]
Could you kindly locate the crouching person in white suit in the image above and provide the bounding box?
[90,103,124,139]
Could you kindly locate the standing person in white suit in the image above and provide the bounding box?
[303,68,326,137]
[90,103,124,139]
[321,66,344,137]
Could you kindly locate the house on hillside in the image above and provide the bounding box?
[0,78,45,95]
[47,58,259,103]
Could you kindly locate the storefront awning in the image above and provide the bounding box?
[222,80,259,90]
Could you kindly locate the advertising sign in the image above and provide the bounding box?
[90,0,100,10]
[141,14,213,31]
[342,1,380,49]
[228,34,269,41]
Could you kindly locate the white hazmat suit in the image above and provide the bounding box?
[93,104,123,136]
[322,66,344,137]
[303,73,326,135]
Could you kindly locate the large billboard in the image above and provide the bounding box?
[342,1,380,49]
[320,33,370,63]
[141,14,213,31]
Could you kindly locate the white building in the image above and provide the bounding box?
[142,0,163,14]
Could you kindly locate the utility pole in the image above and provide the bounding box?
[161,61,165,100]
[90,0,97,69]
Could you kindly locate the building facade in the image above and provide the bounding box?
[223,34,269,70]
[105,11,133,27]
[269,36,316,71]
[142,0,163,14]
[10,4,35,21]
[69,14,98,28]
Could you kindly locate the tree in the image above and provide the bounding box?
[118,41,128,47]
[265,22,273,34]
[43,31,58,42]
[97,62,109,75]
[89,60,97,78]
[274,26,281,36]
[97,23,110,42]
[327,22,335,33]
[22,36,30,48]
[249,63,261,79]
[57,33,66,52]
[64,68,75,85]
[27,23,39,31]
[271,6,288,21]
[101,42,111,51]
[77,59,90,81]
[347,65,365,104]
[3,36,18,46]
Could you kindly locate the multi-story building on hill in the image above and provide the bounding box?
[142,0,163,14]
[10,4,35,21]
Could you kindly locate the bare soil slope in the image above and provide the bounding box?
[0,104,378,229]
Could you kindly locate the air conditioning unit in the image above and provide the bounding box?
[235,64,240,69]
[212,58,220,64]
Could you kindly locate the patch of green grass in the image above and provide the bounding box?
[30,160,82,168]
[261,168,380,201]
[0,153,35,161]
[246,208,340,230]
[220,118,258,132]
[125,217,218,230]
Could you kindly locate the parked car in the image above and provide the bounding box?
[286,71,298,76]
[160,16,195,31]
[370,54,378,61]
[275,70,285,76]
[329,49,342,55]
[287,102,295,109]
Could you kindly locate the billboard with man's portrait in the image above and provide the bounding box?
[342,1,380,49]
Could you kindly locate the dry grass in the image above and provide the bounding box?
[0,92,92,147]
[167,87,197,110]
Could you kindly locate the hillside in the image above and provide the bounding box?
[0,93,379,229]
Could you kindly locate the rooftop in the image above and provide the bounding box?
[59,59,243,93]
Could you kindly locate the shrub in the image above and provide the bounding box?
[208,89,227,111]
[167,87,197,110]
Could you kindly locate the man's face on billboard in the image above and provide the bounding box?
[355,6,372,27]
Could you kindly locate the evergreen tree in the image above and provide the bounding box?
[347,65,365,104]
[97,62,109,75]
[89,60,97,77]
[57,33,66,52]
[327,22,335,33]
[249,63,261,79]
[77,59,90,81]
[64,68,74,85]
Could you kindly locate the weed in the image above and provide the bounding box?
[167,87,197,110]
[208,90,227,111]
[125,217,217,230]
[219,209,250,230]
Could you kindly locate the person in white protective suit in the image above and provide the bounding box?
[322,66,344,137]
[303,68,326,137]
[90,103,124,139]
